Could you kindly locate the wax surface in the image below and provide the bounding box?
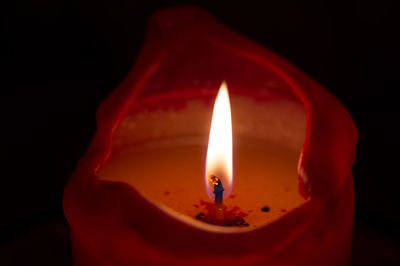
[98,95,307,229]
[99,140,305,228]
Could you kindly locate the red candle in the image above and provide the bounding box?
[63,7,358,266]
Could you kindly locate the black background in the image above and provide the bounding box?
[1,0,399,265]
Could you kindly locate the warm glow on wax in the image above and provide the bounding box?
[205,81,233,200]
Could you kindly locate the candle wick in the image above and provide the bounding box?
[214,180,224,204]
[209,175,225,221]
[209,175,224,204]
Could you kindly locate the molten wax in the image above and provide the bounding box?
[99,93,307,229]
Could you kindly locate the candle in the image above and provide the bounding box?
[63,6,358,266]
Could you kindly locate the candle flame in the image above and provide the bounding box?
[205,81,233,200]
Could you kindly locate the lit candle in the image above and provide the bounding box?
[63,6,357,266]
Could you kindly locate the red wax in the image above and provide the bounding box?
[63,7,358,266]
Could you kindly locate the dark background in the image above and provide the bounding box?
[1,0,399,265]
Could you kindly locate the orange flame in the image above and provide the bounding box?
[204,81,233,199]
